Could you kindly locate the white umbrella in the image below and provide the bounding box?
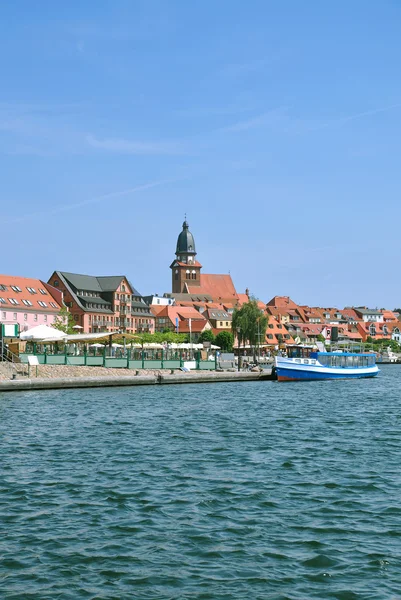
[72,325,83,330]
[20,325,66,341]
[112,343,124,348]
[89,343,104,348]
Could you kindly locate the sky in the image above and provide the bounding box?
[1,0,401,309]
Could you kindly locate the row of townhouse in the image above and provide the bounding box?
[264,296,401,346]
[0,271,155,336]
[1,270,399,348]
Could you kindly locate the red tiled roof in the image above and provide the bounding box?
[0,274,61,313]
[149,305,165,316]
[173,260,203,268]
[187,273,238,301]
[266,296,298,309]
[178,320,208,333]
[341,308,362,321]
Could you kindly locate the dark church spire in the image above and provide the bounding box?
[176,218,196,256]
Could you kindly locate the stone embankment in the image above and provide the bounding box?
[0,364,273,392]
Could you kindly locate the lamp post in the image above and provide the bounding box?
[237,326,241,371]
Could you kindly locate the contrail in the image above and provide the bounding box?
[337,102,401,124]
[4,177,183,224]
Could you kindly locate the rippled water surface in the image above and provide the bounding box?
[1,367,401,599]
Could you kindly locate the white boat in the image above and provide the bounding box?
[275,345,379,381]
[376,348,399,364]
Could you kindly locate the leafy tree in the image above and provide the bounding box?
[317,334,326,343]
[198,330,215,344]
[53,305,76,334]
[232,300,268,361]
[215,331,234,351]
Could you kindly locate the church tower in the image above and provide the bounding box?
[170,219,202,293]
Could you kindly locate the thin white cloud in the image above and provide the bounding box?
[221,108,288,133]
[4,177,184,225]
[335,102,401,125]
[86,134,184,155]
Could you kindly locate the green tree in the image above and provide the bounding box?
[232,300,268,361]
[317,334,326,343]
[53,305,76,334]
[198,330,215,344]
[215,330,234,351]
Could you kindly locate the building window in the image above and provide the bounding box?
[34,314,38,321]
[1,311,6,319]
[26,287,36,293]
[39,289,47,295]
[24,314,27,321]
[53,280,59,287]
[13,313,17,320]
[44,315,47,322]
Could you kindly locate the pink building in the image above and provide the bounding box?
[0,274,63,334]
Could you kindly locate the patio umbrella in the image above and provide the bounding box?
[72,325,83,330]
[20,325,66,341]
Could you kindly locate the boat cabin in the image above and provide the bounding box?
[317,353,376,368]
[287,345,315,359]
[286,346,376,368]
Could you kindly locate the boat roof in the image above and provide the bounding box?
[316,351,374,357]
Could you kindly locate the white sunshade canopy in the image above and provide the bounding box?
[20,325,66,341]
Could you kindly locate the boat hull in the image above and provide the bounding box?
[275,356,379,381]
[276,367,379,381]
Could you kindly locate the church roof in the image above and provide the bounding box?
[187,274,238,301]
[176,220,196,254]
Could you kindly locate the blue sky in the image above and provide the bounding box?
[1,0,401,308]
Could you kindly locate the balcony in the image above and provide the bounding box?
[91,319,113,326]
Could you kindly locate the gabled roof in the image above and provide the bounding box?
[266,296,298,309]
[341,308,361,321]
[186,273,238,301]
[355,307,383,316]
[58,272,140,295]
[0,274,61,312]
[59,271,103,292]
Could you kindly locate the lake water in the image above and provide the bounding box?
[1,367,400,599]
